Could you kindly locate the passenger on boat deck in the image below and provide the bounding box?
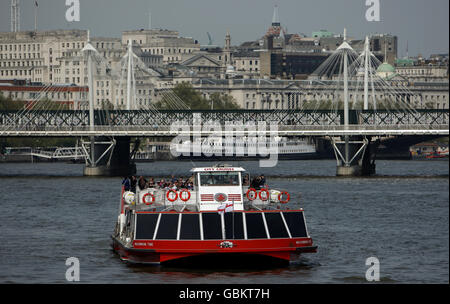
[130,176,137,193]
[173,181,179,190]
[251,176,262,190]
[259,175,266,187]
[159,179,166,188]
[147,178,155,188]
[138,176,147,191]
[122,176,131,191]
[243,175,249,186]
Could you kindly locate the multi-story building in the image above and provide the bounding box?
[233,50,260,78]
[188,78,449,110]
[122,29,201,64]
[0,30,123,85]
[0,79,88,110]
[0,30,164,110]
[237,6,398,80]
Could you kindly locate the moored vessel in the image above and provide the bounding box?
[111,164,317,265]
[175,137,318,160]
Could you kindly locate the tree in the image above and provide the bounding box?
[208,92,240,110]
[155,82,208,110]
[154,82,240,110]
[101,100,115,110]
[0,93,26,110]
[0,93,75,149]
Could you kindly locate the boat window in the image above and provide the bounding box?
[199,172,240,186]
[224,212,245,239]
[202,213,222,240]
[283,212,307,238]
[245,213,268,239]
[264,212,290,238]
[155,214,179,240]
[179,214,201,240]
[135,214,159,240]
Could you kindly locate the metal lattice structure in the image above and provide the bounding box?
[0,109,448,137]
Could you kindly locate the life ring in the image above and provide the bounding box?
[278,192,290,204]
[166,190,178,202]
[179,189,191,202]
[142,193,155,206]
[259,188,270,201]
[246,188,257,201]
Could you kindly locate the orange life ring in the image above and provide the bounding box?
[278,192,290,204]
[246,188,257,201]
[179,189,191,202]
[142,193,155,206]
[166,190,178,202]
[259,189,270,201]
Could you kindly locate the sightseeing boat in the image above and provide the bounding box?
[174,137,319,160]
[111,164,317,265]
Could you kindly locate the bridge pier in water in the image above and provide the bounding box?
[83,137,137,177]
[333,136,376,177]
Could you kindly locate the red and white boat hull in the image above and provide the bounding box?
[112,209,317,264]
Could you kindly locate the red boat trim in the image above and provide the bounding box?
[135,209,305,215]
[112,236,316,264]
[201,194,214,201]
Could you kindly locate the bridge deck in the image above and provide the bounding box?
[0,110,448,137]
[0,125,447,137]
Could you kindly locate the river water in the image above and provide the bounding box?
[0,159,448,284]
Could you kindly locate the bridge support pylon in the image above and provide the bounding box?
[81,137,137,177]
[332,136,376,176]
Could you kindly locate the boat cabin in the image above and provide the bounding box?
[191,166,246,211]
[122,164,286,214]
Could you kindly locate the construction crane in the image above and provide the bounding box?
[11,0,20,32]
[207,32,213,46]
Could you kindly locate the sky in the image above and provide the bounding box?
[0,0,448,58]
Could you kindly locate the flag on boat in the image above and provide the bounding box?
[35,1,38,7]
[218,202,234,214]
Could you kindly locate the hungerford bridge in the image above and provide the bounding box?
[0,109,448,138]
[0,33,448,176]
[1,109,448,176]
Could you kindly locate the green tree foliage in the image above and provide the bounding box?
[0,93,26,110]
[0,93,75,151]
[154,82,240,110]
[101,100,115,110]
[0,93,71,111]
[209,92,240,110]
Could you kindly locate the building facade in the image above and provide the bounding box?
[122,29,201,64]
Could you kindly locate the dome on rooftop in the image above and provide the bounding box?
[376,62,395,73]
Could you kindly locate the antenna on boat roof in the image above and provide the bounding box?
[214,163,232,168]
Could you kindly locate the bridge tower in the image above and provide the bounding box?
[332,30,376,176]
[81,32,136,177]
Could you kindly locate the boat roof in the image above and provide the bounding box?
[190,166,246,173]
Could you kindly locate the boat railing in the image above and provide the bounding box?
[122,186,293,212]
[133,188,199,211]
[242,186,293,210]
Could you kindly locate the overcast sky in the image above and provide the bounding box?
[0,0,448,57]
